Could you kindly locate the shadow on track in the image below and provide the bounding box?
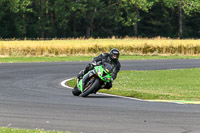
[84,95,118,98]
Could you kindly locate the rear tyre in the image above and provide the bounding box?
[80,78,100,97]
[72,85,81,96]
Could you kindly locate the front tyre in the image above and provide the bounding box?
[80,78,100,97]
[72,85,81,96]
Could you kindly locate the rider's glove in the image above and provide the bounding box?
[91,61,97,66]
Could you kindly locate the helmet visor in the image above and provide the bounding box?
[112,54,119,60]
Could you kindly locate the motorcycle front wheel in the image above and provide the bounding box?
[80,78,100,97]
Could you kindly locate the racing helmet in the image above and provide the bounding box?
[110,48,120,61]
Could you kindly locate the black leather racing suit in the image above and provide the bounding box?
[82,53,121,89]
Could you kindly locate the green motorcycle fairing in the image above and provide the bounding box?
[77,64,113,93]
[94,65,112,82]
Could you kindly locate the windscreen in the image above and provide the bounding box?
[103,62,114,74]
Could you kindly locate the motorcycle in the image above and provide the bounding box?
[72,62,114,97]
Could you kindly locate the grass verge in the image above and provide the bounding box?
[1,55,200,63]
[67,68,200,104]
[0,56,94,63]
[0,127,69,133]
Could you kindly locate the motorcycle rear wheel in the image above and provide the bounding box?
[72,85,81,96]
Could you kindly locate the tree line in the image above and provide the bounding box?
[0,0,200,39]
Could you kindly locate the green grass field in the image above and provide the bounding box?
[0,127,69,133]
[1,55,200,63]
[67,68,200,104]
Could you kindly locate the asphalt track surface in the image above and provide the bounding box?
[0,59,200,133]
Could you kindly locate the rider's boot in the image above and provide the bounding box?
[94,88,100,94]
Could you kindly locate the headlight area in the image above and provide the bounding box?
[103,77,110,81]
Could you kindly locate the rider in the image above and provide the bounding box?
[77,48,121,90]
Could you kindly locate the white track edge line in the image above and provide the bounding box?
[61,78,74,89]
[60,78,185,105]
